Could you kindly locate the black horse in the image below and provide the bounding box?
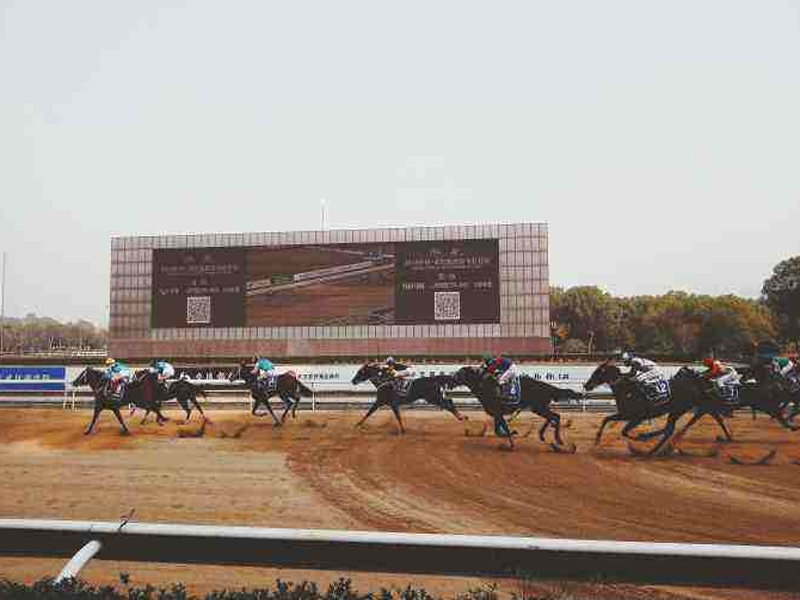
[167,378,209,422]
[583,361,731,455]
[738,365,800,427]
[450,366,581,447]
[351,363,466,434]
[72,368,169,435]
[446,366,516,447]
[129,373,209,424]
[229,363,313,426]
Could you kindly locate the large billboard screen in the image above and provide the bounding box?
[152,239,500,328]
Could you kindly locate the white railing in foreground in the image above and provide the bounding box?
[1,519,799,591]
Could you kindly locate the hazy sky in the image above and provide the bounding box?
[1,0,798,326]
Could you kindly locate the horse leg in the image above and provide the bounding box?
[192,396,205,418]
[356,399,384,428]
[140,410,150,425]
[390,404,406,434]
[634,420,673,441]
[595,414,622,445]
[648,413,679,455]
[495,416,514,449]
[263,397,281,427]
[279,395,292,424]
[622,418,646,440]
[550,413,564,446]
[111,407,130,435]
[84,405,102,435]
[770,407,799,432]
[709,412,733,442]
[446,402,466,422]
[291,394,300,419]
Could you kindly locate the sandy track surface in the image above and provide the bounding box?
[1,407,799,599]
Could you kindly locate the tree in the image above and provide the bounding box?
[550,286,616,354]
[762,256,800,345]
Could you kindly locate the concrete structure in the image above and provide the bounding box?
[109,223,550,359]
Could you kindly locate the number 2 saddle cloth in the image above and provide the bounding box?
[635,372,672,406]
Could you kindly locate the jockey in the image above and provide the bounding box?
[384,356,410,379]
[702,357,740,399]
[482,354,521,403]
[150,358,176,382]
[774,355,797,379]
[618,351,666,401]
[102,357,133,399]
[252,356,277,390]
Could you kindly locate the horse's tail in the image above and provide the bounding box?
[295,380,314,397]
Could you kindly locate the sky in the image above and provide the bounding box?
[0,0,799,327]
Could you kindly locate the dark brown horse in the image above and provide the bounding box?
[72,368,168,435]
[230,364,313,426]
[351,363,466,433]
[583,361,730,455]
[450,366,581,447]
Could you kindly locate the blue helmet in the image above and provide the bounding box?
[386,356,396,366]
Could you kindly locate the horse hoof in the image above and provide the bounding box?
[120,430,131,437]
[550,442,577,454]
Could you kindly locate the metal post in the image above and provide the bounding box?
[55,540,103,583]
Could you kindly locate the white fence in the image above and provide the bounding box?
[0,519,798,590]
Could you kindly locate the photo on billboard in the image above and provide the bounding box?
[152,239,500,328]
[245,243,395,326]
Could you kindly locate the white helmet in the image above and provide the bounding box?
[620,351,633,363]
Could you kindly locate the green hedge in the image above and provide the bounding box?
[0,578,512,600]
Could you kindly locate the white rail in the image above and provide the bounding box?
[1,519,799,590]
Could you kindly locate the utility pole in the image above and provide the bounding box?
[320,199,327,231]
[0,252,5,356]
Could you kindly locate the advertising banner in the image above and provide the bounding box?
[152,240,501,328]
[0,366,67,392]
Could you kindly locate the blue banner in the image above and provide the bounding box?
[0,367,67,392]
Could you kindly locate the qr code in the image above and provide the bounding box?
[434,291,461,321]
[186,296,211,324]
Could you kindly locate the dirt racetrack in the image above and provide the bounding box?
[2,407,800,599]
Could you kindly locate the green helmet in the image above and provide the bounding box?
[482,353,493,365]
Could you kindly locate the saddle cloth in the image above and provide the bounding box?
[393,378,414,396]
[635,372,671,405]
[257,376,278,393]
[718,382,741,403]
[500,376,521,406]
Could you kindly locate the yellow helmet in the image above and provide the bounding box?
[105,358,115,366]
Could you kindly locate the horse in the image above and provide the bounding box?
[167,378,209,422]
[450,366,581,447]
[129,374,210,424]
[446,366,516,448]
[583,360,731,455]
[72,368,168,435]
[738,365,800,428]
[350,363,466,434]
[229,363,313,426]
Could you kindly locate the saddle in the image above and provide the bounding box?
[631,374,671,406]
[257,376,278,393]
[378,377,413,396]
[499,379,521,407]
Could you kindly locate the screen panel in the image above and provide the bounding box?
[150,240,501,328]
